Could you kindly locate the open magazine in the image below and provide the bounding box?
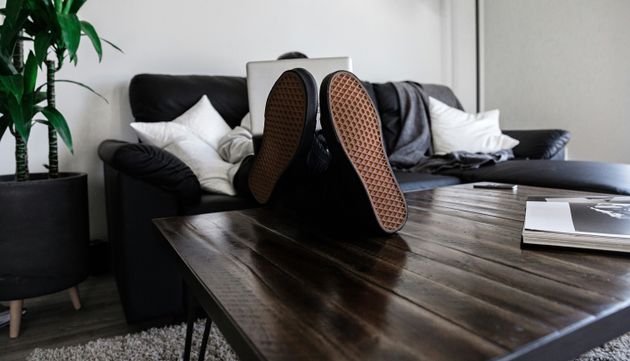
[522,196,630,253]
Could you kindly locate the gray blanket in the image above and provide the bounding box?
[388,81,513,173]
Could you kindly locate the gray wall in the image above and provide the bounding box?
[483,0,630,163]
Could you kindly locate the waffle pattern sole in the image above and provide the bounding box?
[248,72,308,204]
[327,72,408,233]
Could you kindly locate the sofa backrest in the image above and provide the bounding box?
[129,74,249,128]
[128,75,464,151]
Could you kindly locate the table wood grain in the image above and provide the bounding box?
[154,184,630,361]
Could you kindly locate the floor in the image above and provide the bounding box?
[0,276,144,361]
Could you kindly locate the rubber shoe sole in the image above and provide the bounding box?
[320,71,408,233]
[248,69,317,204]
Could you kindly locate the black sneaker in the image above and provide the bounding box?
[320,71,408,234]
[248,68,318,204]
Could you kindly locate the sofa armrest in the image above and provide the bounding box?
[102,163,185,322]
[503,129,571,160]
[98,139,201,204]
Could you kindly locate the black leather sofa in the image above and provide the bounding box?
[99,74,630,323]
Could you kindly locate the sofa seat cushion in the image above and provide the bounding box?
[394,171,461,193]
[181,193,257,216]
[442,160,630,195]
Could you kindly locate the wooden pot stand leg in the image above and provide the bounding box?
[8,285,82,338]
[9,299,23,339]
[68,286,81,310]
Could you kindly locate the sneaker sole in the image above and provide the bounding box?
[322,71,408,233]
[248,69,316,204]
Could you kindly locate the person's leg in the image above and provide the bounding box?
[319,70,408,234]
[236,69,407,234]
[233,154,254,199]
[233,133,330,202]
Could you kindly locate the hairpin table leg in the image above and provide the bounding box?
[182,286,197,361]
[198,317,212,361]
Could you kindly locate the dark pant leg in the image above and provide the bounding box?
[234,133,329,204]
[233,155,254,199]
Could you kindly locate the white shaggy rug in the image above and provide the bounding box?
[27,319,238,361]
[576,333,630,361]
[26,319,630,361]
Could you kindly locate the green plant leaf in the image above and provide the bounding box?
[8,96,28,141]
[0,115,10,141]
[4,0,25,27]
[41,106,73,153]
[69,0,86,14]
[29,0,55,19]
[54,0,63,13]
[34,32,52,65]
[101,37,123,53]
[23,52,38,93]
[0,52,17,76]
[35,78,108,103]
[0,75,24,101]
[56,79,108,103]
[23,3,52,35]
[80,21,102,61]
[34,119,50,126]
[0,6,28,57]
[22,92,36,120]
[57,13,81,60]
[34,91,47,104]
[54,47,65,69]
[62,0,75,14]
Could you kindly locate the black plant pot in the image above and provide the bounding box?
[0,172,89,301]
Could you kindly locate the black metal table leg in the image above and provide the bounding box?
[183,286,197,361]
[198,318,213,361]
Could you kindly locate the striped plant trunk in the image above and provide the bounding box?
[47,60,58,178]
[13,38,29,181]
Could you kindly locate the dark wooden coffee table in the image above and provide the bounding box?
[154,183,630,361]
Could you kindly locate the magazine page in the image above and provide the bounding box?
[525,202,575,233]
[528,196,630,203]
[570,201,630,235]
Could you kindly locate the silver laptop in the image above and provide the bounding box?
[246,57,353,135]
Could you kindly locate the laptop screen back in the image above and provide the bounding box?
[246,57,352,135]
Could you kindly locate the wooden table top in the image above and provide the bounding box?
[154,184,630,361]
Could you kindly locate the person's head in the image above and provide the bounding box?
[277,52,308,60]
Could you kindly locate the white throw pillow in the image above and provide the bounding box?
[130,96,239,196]
[429,97,519,155]
[132,95,231,150]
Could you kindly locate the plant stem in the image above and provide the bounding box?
[13,37,23,73]
[15,135,28,181]
[13,37,29,181]
[46,60,59,178]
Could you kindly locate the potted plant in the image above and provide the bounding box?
[0,0,119,338]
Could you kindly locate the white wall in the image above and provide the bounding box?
[446,0,478,113]
[0,0,472,240]
[484,0,630,163]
